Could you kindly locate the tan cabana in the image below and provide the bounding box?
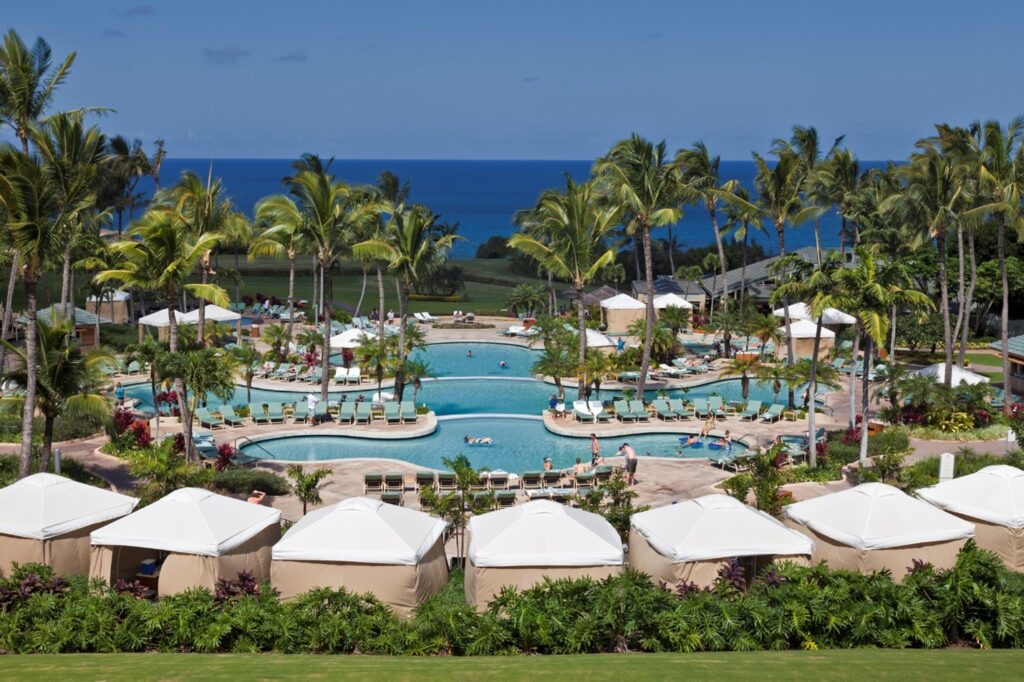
[600,293,646,334]
[464,500,623,610]
[0,473,137,578]
[271,497,448,616]
[784,483,975,580]
[917,465,1024,571]
[86,290,131,324]
[90,488,280,596]
[776,318,835,360]
[629,495,813,588]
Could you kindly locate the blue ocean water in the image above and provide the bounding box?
[137,159,882,258]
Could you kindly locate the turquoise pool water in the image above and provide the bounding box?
[329,341,540,378]
[237,416,744,470]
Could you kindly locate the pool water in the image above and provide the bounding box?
[238,416,743,470]
[330,341,540,378]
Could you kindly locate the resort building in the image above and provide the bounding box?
[631,276,708,310]
[990,335,1024,397]
[18,305,111,352]
[700,246,856,306]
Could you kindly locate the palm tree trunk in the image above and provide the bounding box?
[889,304,898,363]
[376,268,386,335]
[233,251,242,303]
[709,201,730,353]
[959,224,978,368]
[667,225,676,275]
[167,299,196,463]
[354,266,368,320]
[778,224,796,409]
[999,216,1011,416]
[40,415,55,473]
[637,225,656,397]
[547,270,555,316]
[321,262,332,404]
[197,268,208,345]
[951,222,966,362]
[936,228,953,386]
[576,284,586,400]
[0,253,19,375]
[849,324,860,429]
[813,217,822,267]
[858,336,873,464]
[808,318,823,468]
[632,239,641,283]
[18,278,39,478]
[395,283,409,403]
[60,243,72,318]
[287,253,296,339]
[740,231,749,306]
[310,256,317,321]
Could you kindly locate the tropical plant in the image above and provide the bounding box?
[129,438,211,505]
[626,318,677,363]
[159,349,236,452]
[252,194,305,337]
[230,344,262,404]
[658,304,691,337]
[581,348,613,399]
[419,455,493,563]
[755,362,790,404]
[719,355,760,400]
[574,469,648,540]
[286,464,332,515]
[504,283,547,318]
[260,323,291,363]
[531,343,577,401]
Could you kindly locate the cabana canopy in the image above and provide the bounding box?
[0,474,137,541]
[585,328,616,348]
[468,500,622,567]
[273,497,446,565]
[138,308,188,328]
[600,293,645,310]
[785,483,974,551]
[778,318,836,339]
[653,293,694,310]
[773,302,855,325]
[182,304,241,323]
[915,363,989,386]
[87,290,131,303]
[329,328,377,349]
[90,488,281,557]
[631,495,813,562]
[917,465,1024,529]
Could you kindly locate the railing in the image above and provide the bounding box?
[233,434,277,461]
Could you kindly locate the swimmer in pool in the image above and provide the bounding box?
[467,350,473,358]
[464,435,493,445]
[499,360,508,368]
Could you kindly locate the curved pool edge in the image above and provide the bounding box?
[231,412,439,450]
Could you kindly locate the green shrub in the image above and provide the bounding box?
[0,415,103,444]
[0,454,107,488]
[212,468,290,495]
[720,473,752,501]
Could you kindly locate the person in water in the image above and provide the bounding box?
[543,457,553,471]
[713,430,733,452]
[499,360,508,369]
[466,350,473,358]
[683,435,701,448]
[463,435,493,445]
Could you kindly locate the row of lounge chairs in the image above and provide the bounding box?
[332,367,365,384]
[196,400,420,428]
[574,397,789,424]
[501,325,538,338]
[413,312,438,323]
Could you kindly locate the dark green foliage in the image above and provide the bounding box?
[897,448,1024,492]
[2,543,1022,654]
[475,236,511,259]
[0,414,103,443]
[211,469,290,496]
[0,454,105,488]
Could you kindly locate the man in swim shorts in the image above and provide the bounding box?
[619,443,638,485]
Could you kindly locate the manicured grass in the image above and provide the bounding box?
[3,650,1019,680]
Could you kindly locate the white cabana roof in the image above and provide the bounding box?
[631,495,813,562]
[90,488,281,557]
[182,304,241,323]
[468,499,623,568]
[138,308,188,328]
[784,482,975,551]
[272,497,446,565]
[329,328,377,349]
[773,302,855,325]
[917,466,1024,529]
[87,290,131,302]
[0,473,138,540]
[585,328,616,348]
[653,293,694,310]
[600,293,645,310]
[777,318,836,339]
[915,363,989,386]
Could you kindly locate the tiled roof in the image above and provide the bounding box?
[701,246,846,297]
[632,276,707,297]
[25,305,111,326]
[990,335,1024,359]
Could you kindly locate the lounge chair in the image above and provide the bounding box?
[495,490,517,508]
[125,360,141,375]
[629,400,650,422]
[381,491,403,506]
[415,471,436,491]
[363,472,384,494]
[760,404,785,423]
[347,366,362,385]
[313,403,331,423]
[384,473,405,492]
[520,471,543,490]
[549,489,573,504]
[588,401,612,422]
[436,472,457,492]
[614,400,637,423]
[652,399,678,421]
[420,312,437,323]
[401,401,418,423]
[831,357,847,371]
[488,473,509,490]
[738,400,762,421]
[573,401,596,422]
[594,465,614,485]
[195,408,224,429]
[266,403,286,423]
[355,402,372,424]
[383,402,402,425]
[336,401,355,424]
[292,402,309,423]
[249,403,269,424]
[723,453,754,472]
[707,396,728,418]
[269,363,292,379]
[668,399,693,420]
[333,368,347,383]
[617,371,640,383]
[574,470,596,489]
[302,367,322,384]
[541,471,562,487]
[218,405,245,427]
[693,398,711,419]
[658,363,688,378]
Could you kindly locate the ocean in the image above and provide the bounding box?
[139,159,879,259]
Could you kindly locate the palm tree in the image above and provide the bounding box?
[720,355,760,401]
[752,313,783,361]
[755,362,788,405]
[595,135,683,396]
[626,318,677,363]
[0,317,113,471]
[509,178,620,399]
[581,349,613,400]
[513,199,560,315]
[230,344,262,404]
[95,211,227,462]
[720,185,766,305]
[403,358,432,405]
[286,464,332,515]
[252,195,305,338]
[504,283,547,318]
[532,343,576,402]
[159,169,248,342]
[368,172,410,326]
[124,335,165,438]
[659,304,691,337]
[353,206,460,402]
[261,323,291,363]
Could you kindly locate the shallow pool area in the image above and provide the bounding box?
[330,341,541,378]
[238,416,742,471]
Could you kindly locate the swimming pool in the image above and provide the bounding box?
[237,416,743,471]
[330,341,540,378]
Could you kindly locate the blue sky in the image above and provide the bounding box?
[6,1,1024,160]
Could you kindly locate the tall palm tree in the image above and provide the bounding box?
[595,135,683,396]
[678,142,731,343]
[720,185,765,306]
[95,211,227,462]
[159,169,248,342]
[123,335,165,438]
[0,317,113,470]
[230,344,262,405]
[720,355,760,401]
[508,177,620,398]
[353,206,460,402]
[369,172,410,328]
[834,246,932,463]
[252,195,305,338]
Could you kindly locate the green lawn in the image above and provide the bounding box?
[3,650,1020,680]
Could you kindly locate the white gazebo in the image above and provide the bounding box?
[776,318,836,360]
[915,363,989,387]
[652,293,694,310]
[585,328,616,352]
[773,302,856,326]
[183,304,244,343]
[137,308,188,343]
[329,328,377,350]
[86,290,132,324]
[600,293,646,334]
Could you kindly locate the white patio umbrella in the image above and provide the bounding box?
[915,363,989,386]
[138,308,188,328]
[772,302,855,325]
[329,328,377,349]
[652,293,694,310]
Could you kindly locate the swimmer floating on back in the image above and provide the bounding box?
[464,435,493,445]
